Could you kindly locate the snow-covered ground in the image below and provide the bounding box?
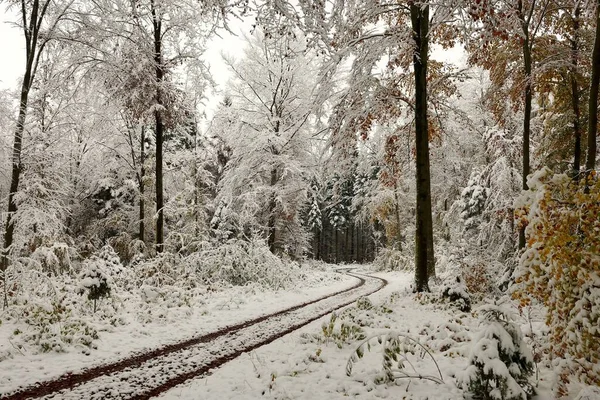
[159,271,556,400]
[0,267,574,399]
[0,264,354,395]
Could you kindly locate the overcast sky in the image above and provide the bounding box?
[0,9,25,90]
[0,7,465,120]
[0,8,252,108]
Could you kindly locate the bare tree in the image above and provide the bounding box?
[1,0,74,307]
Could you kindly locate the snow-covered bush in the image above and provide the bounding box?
[445,126,522,275]
[319,312,366,348]
[458,304,534,400]
[10,162,71,257]
[436,250,500,306]
[460,176,490,232]
[513,168,600,395]
[107,232,144,264]
[301,295,396,350]
[461,261,496,301]
[134,252,192,288]
[96,245,124,273]
[191,237,296,289]
[93,244,137,289]
[127,239,147,262]
[4,276,100,355]
[134,284,197,324]
[132,252,203,321]
[90,175,137,237]
[77,259,112,313]
[419,317,472,354]
[372,248,409,271]
[441,277,472,312]
[1,261,106,354]
[30,242,74,275]
[12,300,99,354]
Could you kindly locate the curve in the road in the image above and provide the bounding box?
[2,269,387,400]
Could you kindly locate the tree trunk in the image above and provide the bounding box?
[519,29,533,250]
[193,126,200,238]
[139,127,145,242]
[356,224,362,262]
[571,5,582,178]
[587,0,600,172]
[314,228,320,259]
[344,227,349,262]
[2,85,30,308]
[360,225,365,262]
[320,223,326,261]
[394,183,403,252]
[152,1,165,253]
[268,167,278,253]
[411,2,434,292]
[350,224,355,262]
[335,229,338,263]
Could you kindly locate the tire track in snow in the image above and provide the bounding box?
[3,269,387,400]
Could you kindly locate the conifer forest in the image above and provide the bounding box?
[0,1,599,399]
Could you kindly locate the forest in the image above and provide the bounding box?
[0,0,599,399]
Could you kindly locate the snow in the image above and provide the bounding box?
[574,386,600,400]
[154,271,555,400]
[0,266,354,395]
[157,272,464,400]
[0,268,557,400]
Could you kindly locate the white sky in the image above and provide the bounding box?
[0,9,25,90]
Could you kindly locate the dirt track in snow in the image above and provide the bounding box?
[3,269,387,400]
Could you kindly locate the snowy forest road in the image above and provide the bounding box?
[2,269,387,400]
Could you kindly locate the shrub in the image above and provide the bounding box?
[300,312,365,349]
[94,244,135,290]
[77,259,111,313]
[30,242,74,275]
[191,237,295,289]
[373,248,409,271]
[134,252,181,287]
[458,304,534,400]
[97,245,123,271]
[441,276,472,312]
[11,299,98,354]
[461,261,494,301]
[513,168,600,395]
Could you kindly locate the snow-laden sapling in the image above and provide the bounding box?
[95,244,133,290]
[97,245,124,273]
[458,304,534,400]
[441,276,472,312]
[77,259,111,313]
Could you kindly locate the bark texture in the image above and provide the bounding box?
[411,1,434,292]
